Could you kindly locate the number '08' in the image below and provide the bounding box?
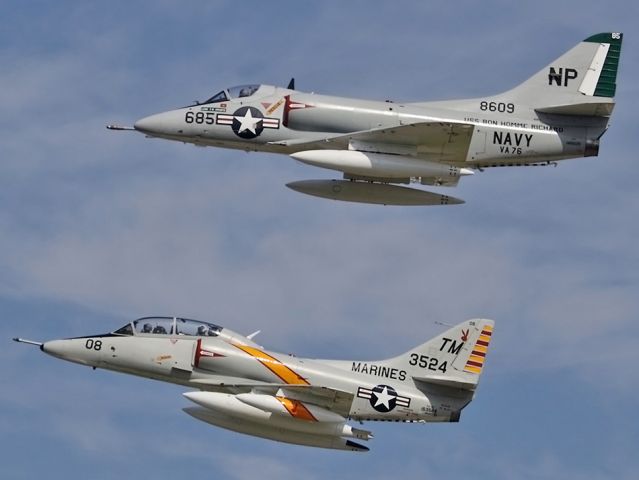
[85,339,102,351]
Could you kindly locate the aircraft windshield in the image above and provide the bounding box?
[175,318,221,336]
[203,90,228,104]
[202,84,260,104]
[134,317,174,335]
[114,317,223,337]
[113,323,133,335]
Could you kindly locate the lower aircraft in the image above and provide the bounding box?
[15,317,494,451]
[109,33,623,205]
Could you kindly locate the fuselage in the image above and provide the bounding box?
[40,316,469,423]
[133,84,604,168]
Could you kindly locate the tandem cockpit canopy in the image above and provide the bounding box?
[202,84,261,104]
[113,317,222,337]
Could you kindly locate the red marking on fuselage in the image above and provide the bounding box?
[194,338,224,367]
[283,95,314,128]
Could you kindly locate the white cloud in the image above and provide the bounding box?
[1,2,638,479]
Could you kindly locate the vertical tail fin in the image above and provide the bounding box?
[414,33,623,118]
[380,319,495,390]
[504,32,623,114]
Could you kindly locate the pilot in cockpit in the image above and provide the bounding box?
[197,325,207,336]
[238,85,258,98]
[142,323,153,334]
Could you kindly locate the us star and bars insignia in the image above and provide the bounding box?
[216,106,280,139]
[357,384,410,413]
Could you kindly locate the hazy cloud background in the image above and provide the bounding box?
[2,1,638,479]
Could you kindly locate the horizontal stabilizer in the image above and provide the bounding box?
[535,101,615,117]
[413,375,477,391]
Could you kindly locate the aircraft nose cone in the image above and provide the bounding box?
[41,339,96,366]
[134,113,171,135]
[42,340,72,359]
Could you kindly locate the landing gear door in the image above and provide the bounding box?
[465,126,487,162]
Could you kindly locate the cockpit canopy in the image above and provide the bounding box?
[203,84,261,104]
[113,317,222,337]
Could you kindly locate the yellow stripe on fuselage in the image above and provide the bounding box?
[234,344,309,385]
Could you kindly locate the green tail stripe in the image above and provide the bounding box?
[584,32,623,98]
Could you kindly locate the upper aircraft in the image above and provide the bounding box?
[15,317,494,451]
[109,32,623,206]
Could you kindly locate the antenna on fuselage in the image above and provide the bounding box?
[247,330,261,340]
[434,320,454,327]
[287,78,295,90]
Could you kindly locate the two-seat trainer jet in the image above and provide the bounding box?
[15,317,494,451]
[110,32,623,205]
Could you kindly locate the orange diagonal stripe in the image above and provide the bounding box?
[276,396,317,422]
[234,344,309,385]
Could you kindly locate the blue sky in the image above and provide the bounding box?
[2,1,638,479]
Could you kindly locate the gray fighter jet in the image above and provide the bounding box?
[110,32,623,205]
[15,317,494,451]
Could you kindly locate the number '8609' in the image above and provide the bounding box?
[480,101,514,113]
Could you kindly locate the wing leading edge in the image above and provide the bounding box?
[273,120,475,165]
[189,376,354,417]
